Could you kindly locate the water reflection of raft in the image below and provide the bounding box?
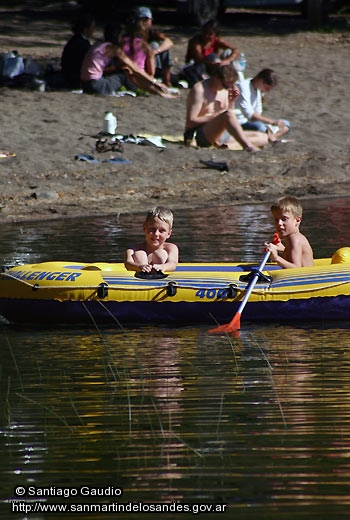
[0,249,350,326]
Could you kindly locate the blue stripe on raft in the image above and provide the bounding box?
[175,264,282,272]
[63,265,86,269]
[60,264,281,273]
[272,272,350,288]
[101,277,240,288]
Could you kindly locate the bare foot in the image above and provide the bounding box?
[160,91,179,99]
[154,82,179,98]
[268,123,290,142]
[267,127,278,143]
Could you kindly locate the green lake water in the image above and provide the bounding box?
[1,197,350,519]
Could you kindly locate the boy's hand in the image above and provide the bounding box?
[150,265,163,272]
[140,264,164,273]
[264,242,278,261]
[264,233,282,260]
[140,264,153,273]
[228,85,240,109]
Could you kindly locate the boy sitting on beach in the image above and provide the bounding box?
[124,206,179,273]
[264,196,314,269]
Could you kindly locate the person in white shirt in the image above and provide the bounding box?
[236,68,290,142]
[184,63,268,151]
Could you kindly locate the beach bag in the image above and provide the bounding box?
[0,51,24,78]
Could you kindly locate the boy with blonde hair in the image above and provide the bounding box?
[264,196,313,268]
[124,206,179,273]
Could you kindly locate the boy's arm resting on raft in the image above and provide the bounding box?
[124,243,179,273]
[152,243,179,272]
[124,248,143,272]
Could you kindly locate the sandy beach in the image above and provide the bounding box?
[0,1,349,223]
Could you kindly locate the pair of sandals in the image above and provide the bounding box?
[95,138,124,153]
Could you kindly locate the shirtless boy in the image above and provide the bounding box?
[124,206,179,273]
[184,63,268,151]
[264,196,314,269]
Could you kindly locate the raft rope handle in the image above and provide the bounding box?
[1,271,239,293]
[14,283,239,292]
[246,281,350,296]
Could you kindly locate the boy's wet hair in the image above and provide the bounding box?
[145,206,174,229]
[271,196,303,218]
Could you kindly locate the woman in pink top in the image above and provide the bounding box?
[80,22,176,97]
[122,17,156,78]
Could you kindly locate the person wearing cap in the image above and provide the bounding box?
[122,16,155,78]
[134,6,174,87]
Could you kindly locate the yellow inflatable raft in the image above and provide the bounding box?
[0,248,349,326]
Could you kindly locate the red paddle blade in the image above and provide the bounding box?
[208,312,241,334]
[273,232,281,245]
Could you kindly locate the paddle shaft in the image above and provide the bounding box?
[208,233,279,333]
[235,250,271,315]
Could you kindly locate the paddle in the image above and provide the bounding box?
[208,233,280,334]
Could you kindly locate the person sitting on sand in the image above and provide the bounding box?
[236,68,290,142]
[122,13,169,92]
[264,196,314,268]
[61,12,96,90]
[184,63,268,151]
[80,22,176,98]
[124,206,179,273]
[122,14,155,77]
[183,19,240,87]
[132,6,174,87]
